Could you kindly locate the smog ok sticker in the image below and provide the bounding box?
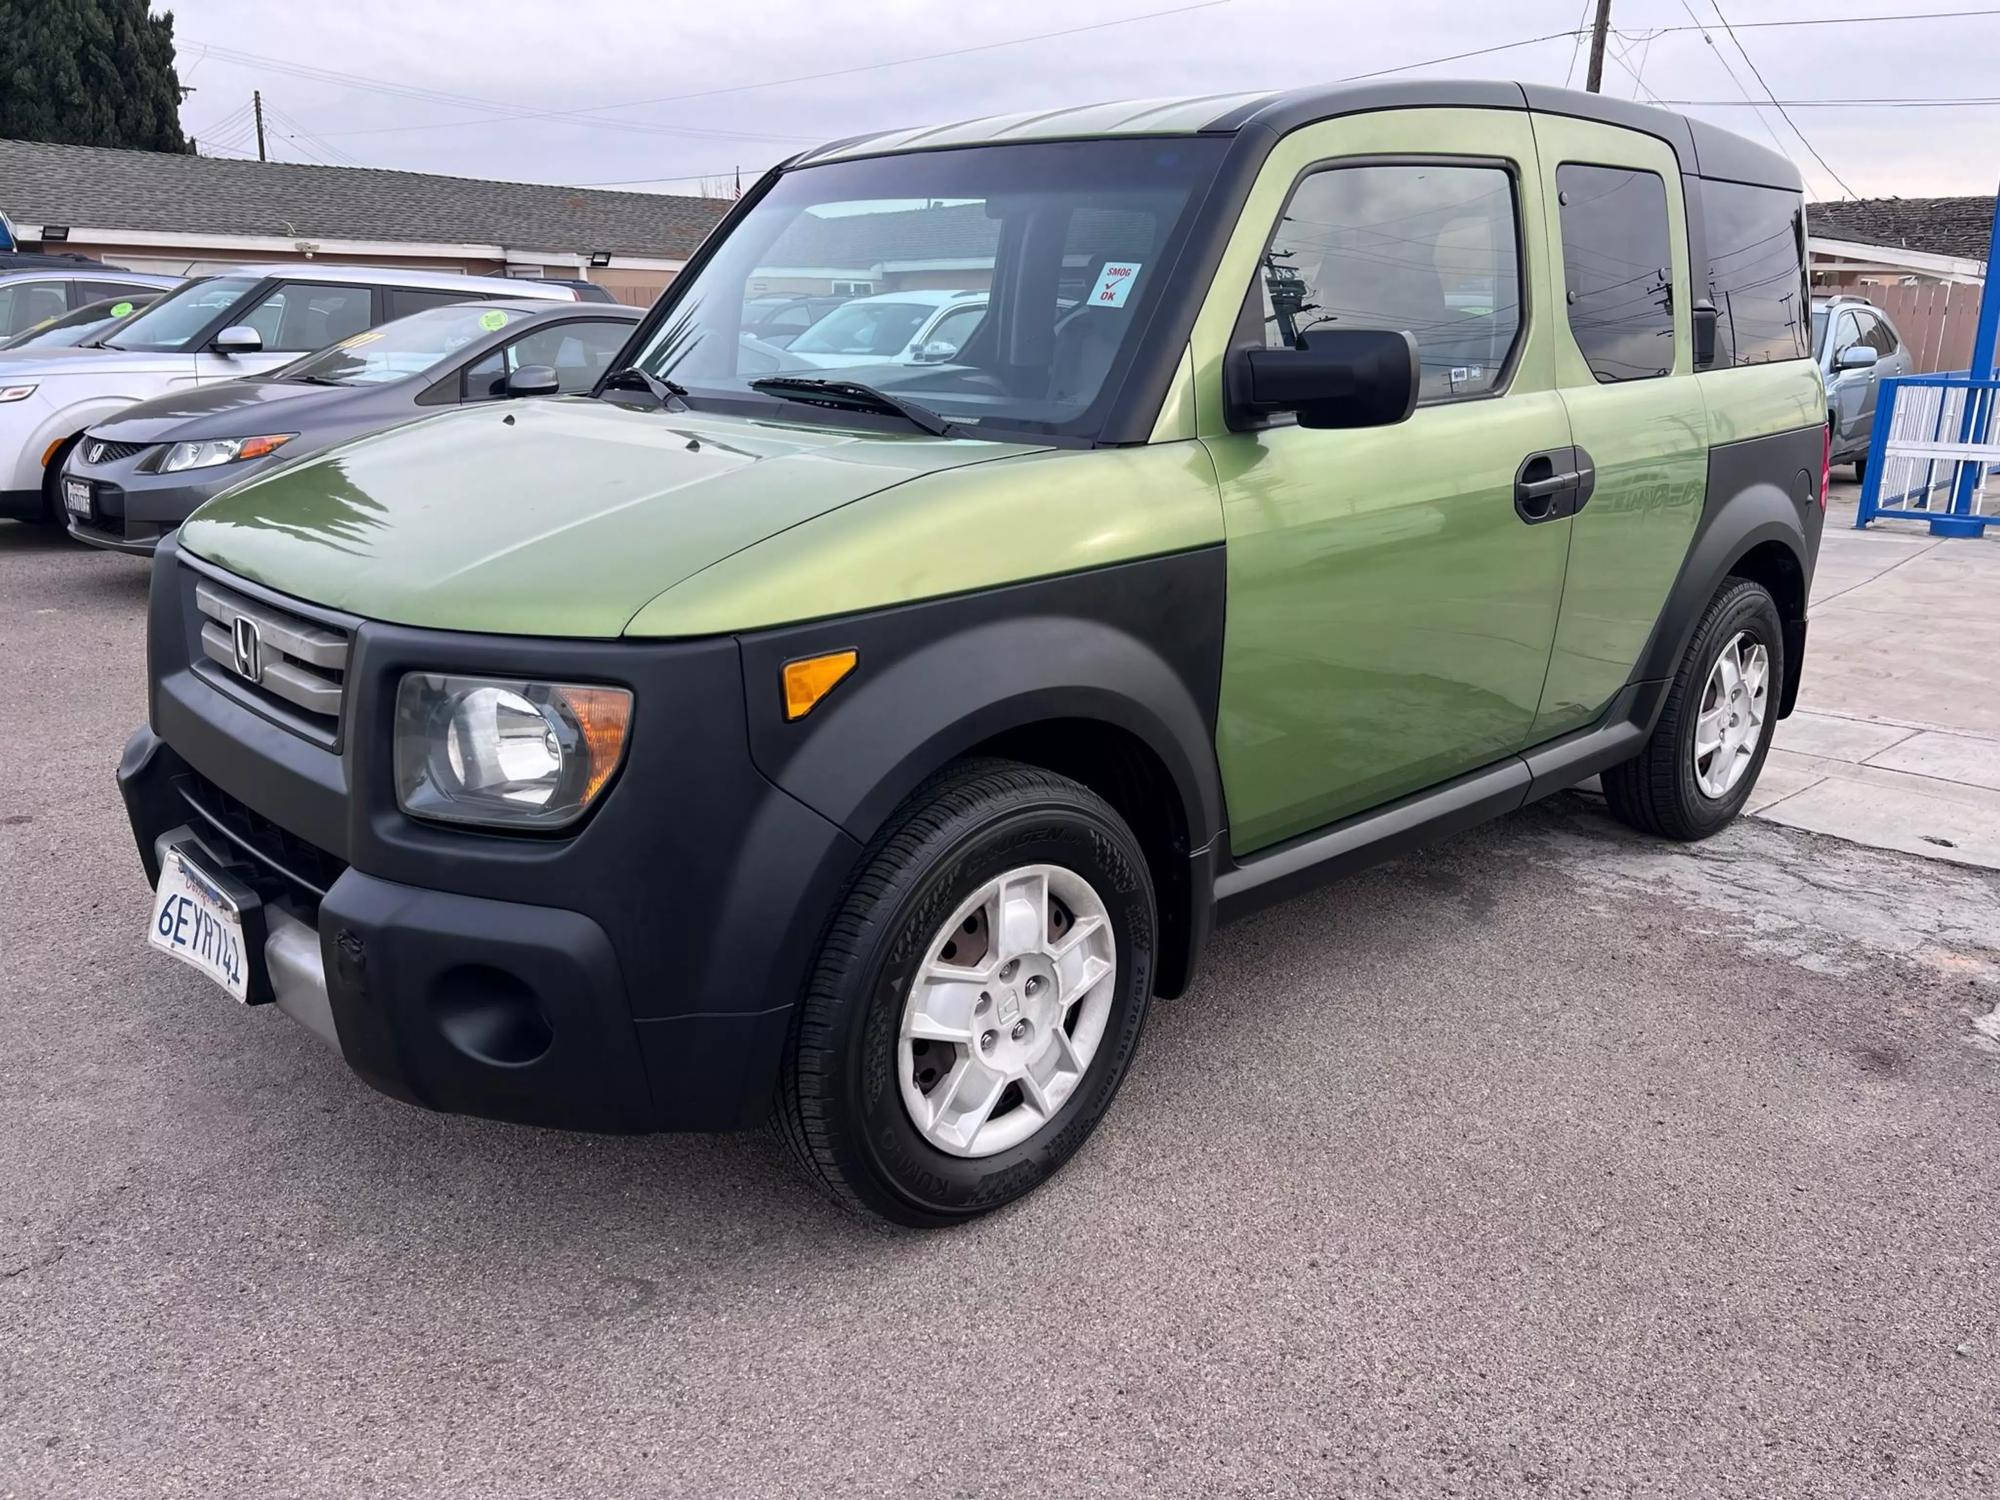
[110,301,134,318]
[480,310,508,331]
[1087,262,1143,309]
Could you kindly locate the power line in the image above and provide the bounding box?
[1621,6,2000,34]
[1705,0,1862,200]
[1654,95,2000,107]
[1562,0,1596,88]
[1678,0,1795,167]
[188,1,1233,144]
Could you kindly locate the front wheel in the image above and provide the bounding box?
[775,760,1156,1226]
[1603,577,1784,841]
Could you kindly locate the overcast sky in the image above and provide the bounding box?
[163,0,2000,204]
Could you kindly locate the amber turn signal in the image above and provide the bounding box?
[782,649,858,721]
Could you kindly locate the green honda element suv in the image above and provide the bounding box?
[120,81,1827,1225]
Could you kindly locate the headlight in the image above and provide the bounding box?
[157,433,296,472]
[0,384,37,403]
[394,673,633,830]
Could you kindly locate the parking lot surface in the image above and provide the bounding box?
[3,524,1997,1499]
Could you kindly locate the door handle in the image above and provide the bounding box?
[1514,447,1597,524]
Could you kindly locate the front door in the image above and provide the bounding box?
[1194,109,1576,854]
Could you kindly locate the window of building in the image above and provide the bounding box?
[1700,177,1807,366]
[1556,163,1676,382]
[1260,162,1523,404]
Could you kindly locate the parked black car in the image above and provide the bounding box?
[64,298,641,554]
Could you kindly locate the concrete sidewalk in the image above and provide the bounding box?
[1752,479,2000,869]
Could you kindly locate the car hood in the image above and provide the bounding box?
[85,379,350,442]
[178,397,1045,638]
[0,346,188,376]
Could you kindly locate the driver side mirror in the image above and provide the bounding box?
[912,340,960,364]
[211,325,263,356]
[1837,344,1879,373]
[1228,329,1419,430]
[503,364,561,398]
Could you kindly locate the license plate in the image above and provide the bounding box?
[62,476,92,522]
[148,847,251,1002]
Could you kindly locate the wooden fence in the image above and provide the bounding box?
[1853,282,1983,373]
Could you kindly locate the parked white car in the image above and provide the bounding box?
[0,263,581,524]
[782,289,988,370]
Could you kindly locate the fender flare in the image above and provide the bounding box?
[745,610,1224,852]
[1632,431,1818,697]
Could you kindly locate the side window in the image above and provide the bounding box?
[1700,178,1808,366]
[387,288,480,320]
[1866,313,1899,357]
[923,304,986,358]
[0,280,68,335]
[1556,163,1676,383]
[235,282,375,351]
[100,281,164,305]
[1261,162,1523,404]
[1832,311,1865,362]
[463,319,630,398]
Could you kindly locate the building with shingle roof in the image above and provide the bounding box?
[0,137,730,303]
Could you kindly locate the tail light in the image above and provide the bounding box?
[1819,424,1831,510]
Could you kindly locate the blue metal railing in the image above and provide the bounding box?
[1855,372,2000,538]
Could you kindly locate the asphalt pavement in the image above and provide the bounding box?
[2,521,1997,1499]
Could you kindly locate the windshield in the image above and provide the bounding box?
[104,276,257,352]
[273,302,530,385]
[627,137,1227,440]
[1811,306,1828,357]
[0,294,153,350]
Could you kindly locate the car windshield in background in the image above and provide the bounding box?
[627,137,1228,440]
[275,303,531,386]
[102,276,257,352]
[0,294,153,350]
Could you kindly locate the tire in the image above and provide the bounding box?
[1603,577,1784,842]
[1853,456,1868,486]
[31,435,79,527]
[774,759,1157,1227]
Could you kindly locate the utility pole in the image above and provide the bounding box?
[253,90,267,162]
[1584,0,1612,93]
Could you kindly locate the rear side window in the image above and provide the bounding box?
[1261,162,1523,404]
[387,287,481,320]
[1556,163,1675,383]
[1864,312,1899,357]
[1700,178,1808,366]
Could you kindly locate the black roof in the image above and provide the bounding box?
[0,137,731,259]
[1804,196,1994,261]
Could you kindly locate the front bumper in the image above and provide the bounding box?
[61,452,236,555]
[121,540,863,1133]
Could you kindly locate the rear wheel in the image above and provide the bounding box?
[1853,456,1868,486]
[1603,577,1783,841]
[774,760,1156,1226]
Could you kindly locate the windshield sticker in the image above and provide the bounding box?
[339,330,385,349]
[109,301,134,318]
[480,310,508,331]
[1088,262,1142,309]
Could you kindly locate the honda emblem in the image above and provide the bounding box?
[231,616,263,683]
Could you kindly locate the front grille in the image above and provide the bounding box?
[83,437,150,464]
[193,577,350,745]
[176,770,347,917]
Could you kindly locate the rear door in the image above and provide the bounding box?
[1525,115,1710,740]
[1196,107,1577,853]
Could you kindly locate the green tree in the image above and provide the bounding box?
[0,0,189,152]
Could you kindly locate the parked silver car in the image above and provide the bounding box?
[1813,294,1912,478]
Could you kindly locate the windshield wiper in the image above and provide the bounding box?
[603,366,690,411]
[748,376,959,437]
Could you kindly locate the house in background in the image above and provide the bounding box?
[0,138,731,305]
[1806,195,1989,372]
